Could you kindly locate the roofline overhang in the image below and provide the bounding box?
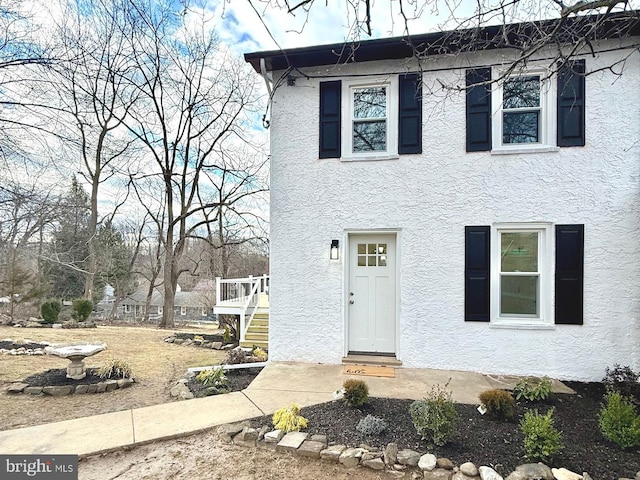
[244,10,640,73]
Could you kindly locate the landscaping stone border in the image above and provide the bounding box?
[217,422,640,480]
[6,378,134,396]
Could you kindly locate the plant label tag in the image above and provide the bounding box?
[477,404,487,415]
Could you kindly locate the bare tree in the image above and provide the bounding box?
[47,0,138,300]
[121,0,264,328]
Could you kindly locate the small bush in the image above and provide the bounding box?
[514,376,553,402]
[603,364,640,399]
[520,408,563,462]
[598,389,640,449]
[40,300,62,324]
[71,298,93,322]
[356,414,387,436]
[410,384,458,447]
[196,367,227,388]
[343,379,369,407]
[225,348,248,364]
[193,335,205,342]
[273,403,308,432]
[252,347,268,361]
[222,325,232,344]
[478,389,515,420]
[97,359,133,379]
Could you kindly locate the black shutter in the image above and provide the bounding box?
[398,73,422,154]
[466,68,492,152]
[555,224,584,325]
[465,226,490,321]
[319,80,341,158]
[557,60,586,147]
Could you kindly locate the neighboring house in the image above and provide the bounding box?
[244,13,640,381]
[120,285,214,321]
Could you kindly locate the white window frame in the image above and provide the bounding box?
[491,67,559,155]
[201,307,207,317]
[158,305,163,314]
[180,306,187,316]
[124,304,131,314]
[490,222,552,328]
[341,76,399,162]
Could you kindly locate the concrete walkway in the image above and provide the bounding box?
[0,362,574,457]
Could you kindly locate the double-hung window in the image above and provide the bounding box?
[493,71,554,151]
[344,78,398,159]
[465,60,586,152]
[492,223,551,326]
[319,74,422,160]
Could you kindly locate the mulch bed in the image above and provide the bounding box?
[188,367,264,397]
[248,382,640,479]
[22,368,123,386]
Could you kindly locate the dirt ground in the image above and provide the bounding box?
[0,324,226,430]
[78,429,390,480]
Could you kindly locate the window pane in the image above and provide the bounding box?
[367,244,377,254]
[358,256,366,266]
[353,87,386,119]
[503,76,540,108]
[358,244,366,254]
[379,255,387,266]
[503,111,539,143]
[368,255,377,266]
[501,232,538,272]
[378,244,387,254]
[353,121,386,151]
[501,275,538,315]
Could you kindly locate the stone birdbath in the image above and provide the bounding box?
[45,343,106,380]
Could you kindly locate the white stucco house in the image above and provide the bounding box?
[244,12,640,381]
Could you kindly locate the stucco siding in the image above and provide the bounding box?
[267,43,640,380]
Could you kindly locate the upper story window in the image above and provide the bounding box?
[319,74,422,160]
[465,60,585,153]
[502,75,542,144]
[352,86,388,152]
[344,78,397,160]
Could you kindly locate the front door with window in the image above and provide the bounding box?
[348,234,396,354]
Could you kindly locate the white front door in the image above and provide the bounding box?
[348,234,396,354]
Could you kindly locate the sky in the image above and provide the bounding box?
[204,0,639,56]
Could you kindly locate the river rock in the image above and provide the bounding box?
[480,466,504,480]
[384,443,398,465]
[460,462,479,477]
[507,464,554,480]
[552,468,582,480]
[419,453,437,471]
[397,449,421,466]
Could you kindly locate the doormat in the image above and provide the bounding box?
[343,365,395,378]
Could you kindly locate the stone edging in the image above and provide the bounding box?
[6,378,135,396]
[217,423,640,480]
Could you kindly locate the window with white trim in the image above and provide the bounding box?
[343,77,398,160]
[492,70,555,151]
[158,305,163,314]
[180,306,186,316]
[491,223,551,325]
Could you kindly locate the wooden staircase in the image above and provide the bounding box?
[240,309,269,350]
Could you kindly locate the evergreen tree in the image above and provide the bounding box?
[45,177,90,300]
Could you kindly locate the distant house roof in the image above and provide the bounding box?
[245,11,640,73]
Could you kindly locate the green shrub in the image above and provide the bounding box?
[514,376,553,401]
[520,408,563,462]
[598,389,640,449]
[603,364,640,399]
[40,300,62,324]
[71,298,93,322]
[356,414,387,436]
[343,379,369,407]
[97,358,133,379]
[273,403,308,432]
[252,347,268,361]
[410,384,458,447]
[196,367,227,387]
[478,389,515,420]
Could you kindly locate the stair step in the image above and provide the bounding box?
[240,340,268,349]
[248,325,268,332]
[246,332,268,340]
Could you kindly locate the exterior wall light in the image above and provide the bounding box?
[330,240,339,260]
